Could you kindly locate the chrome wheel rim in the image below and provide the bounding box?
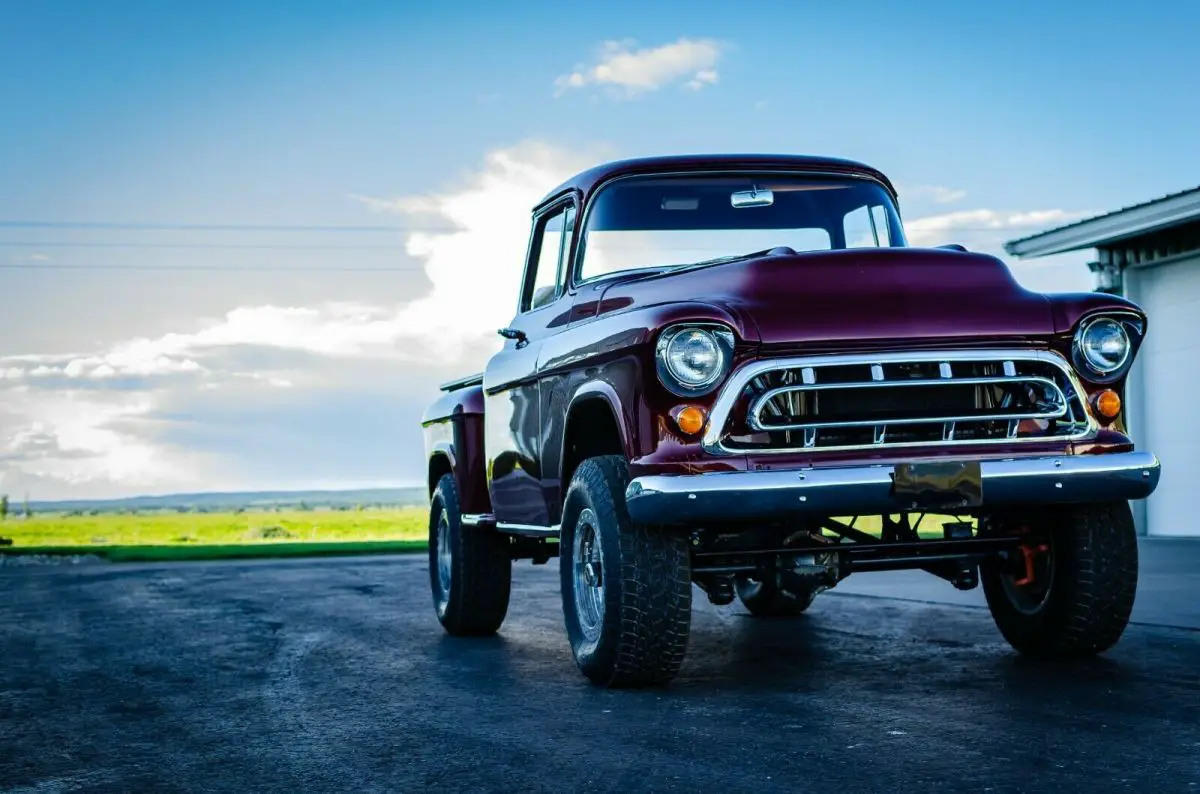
[435,509,452,602]
[572,508,605,641]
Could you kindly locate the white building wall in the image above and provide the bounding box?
[1123,253,1200,537]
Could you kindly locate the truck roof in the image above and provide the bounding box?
[536,153,898,210]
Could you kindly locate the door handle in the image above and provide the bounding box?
[498,327,527,344]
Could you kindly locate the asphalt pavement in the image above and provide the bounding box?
[2,549,1199,793]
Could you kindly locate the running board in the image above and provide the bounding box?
[461,513,560,538]
[497,522,560,538]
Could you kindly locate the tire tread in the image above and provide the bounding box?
[561,455,691,687]
[431,474,511,636]
[982,500,1137,656]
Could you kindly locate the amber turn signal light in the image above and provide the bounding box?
[672,405,708,435]
[1093,389,1122,419]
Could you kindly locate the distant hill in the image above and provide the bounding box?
[26,487,429,514]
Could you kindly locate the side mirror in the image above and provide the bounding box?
[936,243,968,252]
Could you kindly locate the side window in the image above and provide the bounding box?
[523,204,574,312]
[843,205,873,248]
[870,204,892,245]
[844,204,891,248]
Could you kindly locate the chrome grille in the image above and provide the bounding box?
[702,350,1095,455]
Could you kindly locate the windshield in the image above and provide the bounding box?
[576,172,907,282]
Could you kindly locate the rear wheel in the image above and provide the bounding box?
[981,501,1138,657]
[429,473,512,635]
[559,455,692,688]
[735,575,817,617]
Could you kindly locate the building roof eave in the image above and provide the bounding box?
[1004,186,1200,259]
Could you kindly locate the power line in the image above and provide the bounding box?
[0,263,427,272]
[0,241,410,251]
[0,221,453,233]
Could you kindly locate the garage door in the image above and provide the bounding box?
[1128,255,1200,537]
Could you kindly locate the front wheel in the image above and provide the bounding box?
[428,473,512,636]
[981,501,1138,657]
[559,456,692,688]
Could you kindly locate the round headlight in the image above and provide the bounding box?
[1078,317,1130,374]
[655,325,734,395]
[663,328,724,387]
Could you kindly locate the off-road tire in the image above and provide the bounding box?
[981,500,1138,657]
[429,473,511,635]
[559,455,692,688]
[735,575,817,617]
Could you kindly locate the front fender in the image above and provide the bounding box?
[1047,291,1146,336]
[561,380,634,462]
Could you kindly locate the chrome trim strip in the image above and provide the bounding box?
[461,513,496,528]
[496,522,561,537]
[700,348,1096,456]
[440,373,484,392]
[624,451,1161,525]
[747,375,1069,432]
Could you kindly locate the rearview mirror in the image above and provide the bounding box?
[731,187,774,208]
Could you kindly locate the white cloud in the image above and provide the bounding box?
[903,208,1093,248]
[554,37,726,98]
[685,69,719,91]
[2,351,205,381]
[350,140,600,362]
[0,303,404,383]
[0,388,190,489]
[903,184,968,205]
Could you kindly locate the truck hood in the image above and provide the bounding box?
[596,246,1055,347]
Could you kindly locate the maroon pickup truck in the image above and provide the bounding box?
[420,153,1161,688]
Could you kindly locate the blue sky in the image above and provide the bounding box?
[2,0,1197,499]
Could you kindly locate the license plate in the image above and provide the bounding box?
[892,459,983,510]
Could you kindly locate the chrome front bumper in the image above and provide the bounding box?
[623,451,1161,526]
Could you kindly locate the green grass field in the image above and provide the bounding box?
[0,506,430,561]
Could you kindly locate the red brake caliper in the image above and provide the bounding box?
[1012,542,1050,587]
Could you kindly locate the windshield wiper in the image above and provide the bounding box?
[616,249,778,284]
[670,248,775,271]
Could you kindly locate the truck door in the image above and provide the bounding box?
[483,198,576,528]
